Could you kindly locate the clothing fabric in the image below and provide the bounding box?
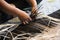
[5,0,41,10]
[5,0,30,10]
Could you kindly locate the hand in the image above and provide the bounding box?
[31,6,38,19]
[18,11,32,24]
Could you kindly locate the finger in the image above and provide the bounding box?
[32,11,37,17]
[32,8,37,14]
[25,21,28,24]
[22,19,29,24]
[24,18,31,22]
[20,18,26,24]
[33,9,37,14]
[32,9,36,14]
[28,17,32,21]
[23,22,26,24]
[27,18,32,23]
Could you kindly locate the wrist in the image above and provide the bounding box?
[17,10,27,16]
[32,4,37,7]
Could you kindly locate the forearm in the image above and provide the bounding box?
[26,0,37,7]
[0,0,25,16]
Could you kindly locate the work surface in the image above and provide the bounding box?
[0,15,60,40]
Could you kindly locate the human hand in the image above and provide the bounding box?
[31,6,38,20]
[18,11,32,24]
